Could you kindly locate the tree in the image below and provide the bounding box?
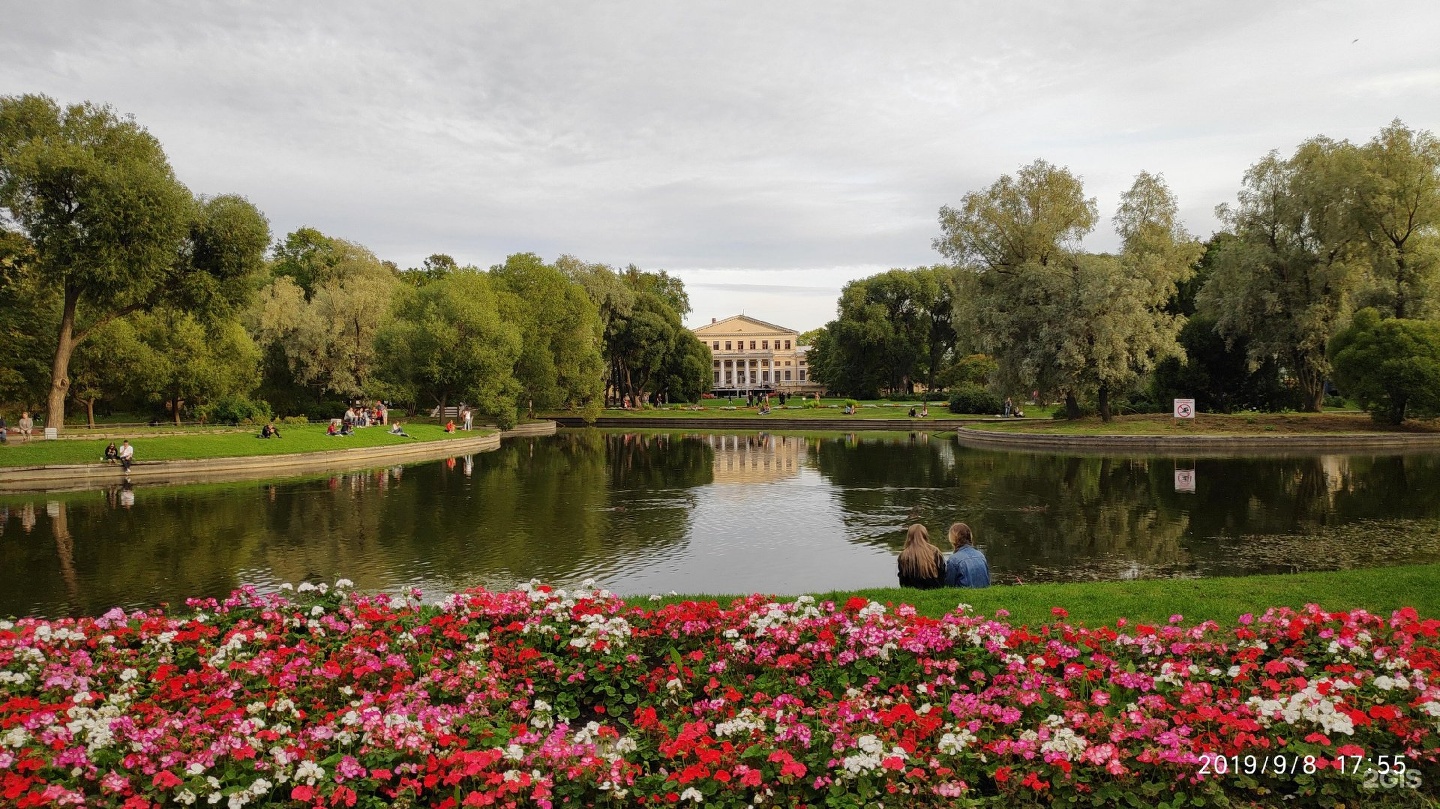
[121,310,261,424]
[250,232,398,402]
[490,253,605,421]
[1068,171,1201,420]
[1199,139,1363,411]
[1351,121,1440,319]
[1330,307,1440,424]
[934,160,1097,409]
[374,270,523,427]
[403,253,460,287]
[0,95,269,431]
[935,162,1196,419]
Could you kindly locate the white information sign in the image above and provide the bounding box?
[1174,469,1196,493]
[1173,398,1195,419]
[44,427,58,440]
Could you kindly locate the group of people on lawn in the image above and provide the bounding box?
[0,411,35,443]
[897,522,990,589]
[327,402,405,437]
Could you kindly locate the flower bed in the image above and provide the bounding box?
[2,582,1439,807]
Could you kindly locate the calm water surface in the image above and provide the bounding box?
[4,429,1440,617]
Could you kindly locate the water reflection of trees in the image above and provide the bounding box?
[0,432,713,618]
[816,440,1440,584]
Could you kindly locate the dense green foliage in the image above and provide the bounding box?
[934,164,1201,420]
[807,266,957,398]
[0,94,271,432]
[0,97,707,428]
[1330,307,1440,424]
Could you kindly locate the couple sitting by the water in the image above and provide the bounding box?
[897,522,990,589]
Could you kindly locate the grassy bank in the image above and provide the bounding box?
[0,422,489,467]
[630,563,1440,626]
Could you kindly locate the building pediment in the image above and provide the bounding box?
[694,314,795,337]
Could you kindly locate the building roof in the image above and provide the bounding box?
[693,314,796,335]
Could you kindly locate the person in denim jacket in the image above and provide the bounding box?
[944,522,990,588]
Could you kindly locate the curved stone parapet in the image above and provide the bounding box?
[0,423,559,492]
[953,426,1440,456]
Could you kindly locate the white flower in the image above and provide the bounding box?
[680,787,704,802]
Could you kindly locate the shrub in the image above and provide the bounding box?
[280,415,310,426]
[201,395,272,426]
[948,384,1003,414]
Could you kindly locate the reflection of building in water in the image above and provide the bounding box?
[704,433,808,484]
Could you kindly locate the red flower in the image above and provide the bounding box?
[151,771,182,790]
[994,766,1011,784]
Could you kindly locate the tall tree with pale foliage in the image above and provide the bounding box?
[1199,138,1363,411]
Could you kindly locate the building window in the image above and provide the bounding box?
[785,370,792,381]
[799,370,807,381]
[713,341,719,350]
[713,372,720,383]
[762,340,769,349]
[762,371,770,382]
[749,340,755,350]
[725,341,731,350]
[749,371,756,383]
[785,361,791,366]
[713,360,720,367]
[784,340,791,349]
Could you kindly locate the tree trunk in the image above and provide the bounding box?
[1064,391,1082,420]
[1297,365,1326,412]
[46,289,82,435]
[1389,395,1407,425]
[85,398,96,429]
[1395,254,1408,319]
[1098,383,1112,422]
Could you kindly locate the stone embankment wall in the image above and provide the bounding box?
[0,422,558,492]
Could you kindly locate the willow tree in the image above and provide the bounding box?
[1072,172,1202,420]
[250,231,398,402]
[1352,121,1440,319]
[0,95,269,431]
[934,159,1097,410]
[1199,139,1362,411]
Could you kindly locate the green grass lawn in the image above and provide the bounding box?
[0,422,489,467]
[628,564,1440,626]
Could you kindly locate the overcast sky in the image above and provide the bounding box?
[5,2,1438,332]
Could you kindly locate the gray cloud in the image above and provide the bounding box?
[3,1,1438,331]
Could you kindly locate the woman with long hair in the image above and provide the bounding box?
[897,524,945,589]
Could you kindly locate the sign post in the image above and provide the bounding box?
[1173,398,1195,420]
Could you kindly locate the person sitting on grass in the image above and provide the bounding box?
[445,420,456,433]
[259,422,281,439]
[389,423,412,438]
[327,419,341,436]
[897,524,945,589]
[103,442,119,463]
[17,411,33,439]
[920,403,929,417]
[341,421,354,437]
[944,522,990,588]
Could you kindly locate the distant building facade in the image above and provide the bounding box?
[693,315,823,396]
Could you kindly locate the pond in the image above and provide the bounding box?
[4,429,1440,617]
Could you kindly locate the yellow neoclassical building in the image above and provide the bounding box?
[693,315,822,396]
